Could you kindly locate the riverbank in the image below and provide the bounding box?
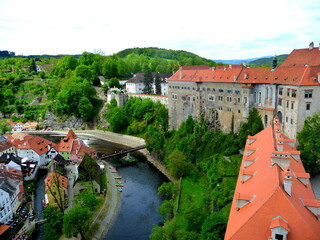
[27,130,176,182]
[27,129,175,239]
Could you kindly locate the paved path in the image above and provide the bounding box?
[91,162,120,240]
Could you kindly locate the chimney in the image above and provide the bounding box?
[309,42,314,50]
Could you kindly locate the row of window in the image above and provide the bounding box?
[279,88,312,98]
[169,85,243,94]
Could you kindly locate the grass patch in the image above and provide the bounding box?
[178,176,209,213]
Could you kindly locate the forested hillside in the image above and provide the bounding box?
[249,54,288,67]
[0,47,217,125]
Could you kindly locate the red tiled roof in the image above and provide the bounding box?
[281,47,320,67]
[168,64,320,86]
[44,172,68,190]
[13,135,56,155]
[0,225,10,235]
[0,141,14,152]
[225,118,320,240]
[56,130,78,152]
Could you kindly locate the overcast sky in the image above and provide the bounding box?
[1,0,319,59]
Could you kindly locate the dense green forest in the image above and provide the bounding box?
[249,54,288,67]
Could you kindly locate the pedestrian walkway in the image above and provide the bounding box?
[90,162,120,240]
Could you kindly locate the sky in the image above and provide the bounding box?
[1,0,320,60]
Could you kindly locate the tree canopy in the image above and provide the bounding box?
[297,113,320,176]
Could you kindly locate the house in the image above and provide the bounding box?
[44,171,68,210]
[56,130,97,163]
[125,72,172,96]
[224,116,320,240]
[23,122,38,131]
[13,122,24,132]
[167,43,320,139]
[0,178,24,222]
[0,136,15,156]
[12,135,58,166]
[0,187,13,224]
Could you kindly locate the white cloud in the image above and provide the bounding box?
[0,0,319,59]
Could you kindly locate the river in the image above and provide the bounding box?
[34,134,166,240]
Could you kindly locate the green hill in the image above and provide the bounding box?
[249,54,288,67]
[116,47,216,66]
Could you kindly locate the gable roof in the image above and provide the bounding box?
[12,135,56,155]
[56,130,78,152]
[224,117,320,240]
[44,171,68,190]
[281,46,320,67]
[168,64,320,86]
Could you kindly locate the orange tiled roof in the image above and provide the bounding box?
[224,117,320,240]
[44,171,68,190]
[281,47,320,67]
[168,64,320,86]
[13,135,56,155]
[0,225,10,235]
[56,130,78,152]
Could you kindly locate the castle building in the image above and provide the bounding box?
[168,43,320,138]
[224,116,320,239]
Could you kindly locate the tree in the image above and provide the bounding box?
[43,206,64,240]
[74,190,98,211]
[102,58,119,79]
[61,55,78,70]
[75,65,94,83]
[167,150,193,178]
[108,77,120,88]
[107,107,128,133]
[238,108,264,147]
[78,97,93,120]
[0,120,11,134]
[155,72,162,95]
[297,113,320,176]
[143,70,153,94]
[63,205,92,240]
[29,58,37,73]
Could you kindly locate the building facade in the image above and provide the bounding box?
[125,72,172,96]
[168,44,320,138]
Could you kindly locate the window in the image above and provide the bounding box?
[227,89,232,94]
[286,101,289,108]
[287,89,290,97]
[172,94,178,100]
[286,116,288,123]
[266,88,269,99]
[279,87,283,95]
[207,88,211,91]
[212,88,215,92]
[291,118,293,124]
[292,89,297,97]
[218,88,224,93]
[218,96,223,101]
[208,95,215,101]
[278,98,282,106]
[238,109,241,113]
[218,106,223,110]
[305,90,313,98]
[306,102,311,110]
[244,97,248,104]
[258,92,262,104]
[275,234,284,240]
[235,89,240,94]
[291,101,294,109]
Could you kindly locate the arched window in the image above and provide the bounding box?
[266,87,269,99]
